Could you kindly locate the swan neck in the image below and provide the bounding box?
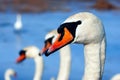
[83,43,101,80]
[5,74,11,80]
[57,45,71,80]
[33,56,43,80]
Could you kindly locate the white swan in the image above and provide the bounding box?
[14,13,22,31]
[40,12,106,80]
[42,30,71,80]
[4,68,16,80]
[111,74,120,80]
[16,46,43,80]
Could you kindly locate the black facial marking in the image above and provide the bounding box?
[58,31,64,41]
[57,20,81,38]
[44,36,54,47]
[19,50,26,55]
[44,21,82,57]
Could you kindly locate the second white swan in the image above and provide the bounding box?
[42,30,71,80]
[16,46,43,80]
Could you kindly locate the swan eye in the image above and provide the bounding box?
[19,50,26,55]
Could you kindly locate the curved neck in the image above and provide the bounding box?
[57,45,71,80]
[33,56,43,80]
[83,43,102,80]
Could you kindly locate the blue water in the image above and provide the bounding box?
[0,1,120,80]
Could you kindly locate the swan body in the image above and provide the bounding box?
[5,68,16,80]
[111,74,120,80]
[14,14,22,31]
[16,46,43,80]
[41,12,106,80]
[42,30,71,80]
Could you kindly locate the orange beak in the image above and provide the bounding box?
[47,27,73,54]
[16,54,26,63]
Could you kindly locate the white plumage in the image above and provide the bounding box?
[4,68,16,80]
[14,14,22,31]
[64,12,106,80]
[111,74,120,80]
[46,12,106,80]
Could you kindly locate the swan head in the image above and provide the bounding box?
[40,30,58,56]
[5,68,16,78]
[41,12,105,56]
[16,46,40,63]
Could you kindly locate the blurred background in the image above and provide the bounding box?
[0,0,120,80]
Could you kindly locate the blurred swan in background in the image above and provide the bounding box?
[42,30,71,80]
[16,46,43,80]
[40,12,106,80]
[14,13,22,32]
[4,68,16,80]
